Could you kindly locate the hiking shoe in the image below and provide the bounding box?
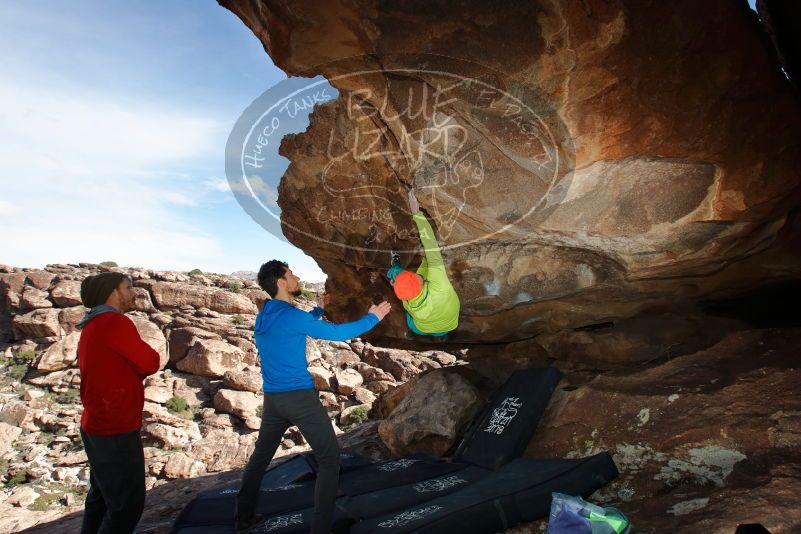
[236,513,264,532]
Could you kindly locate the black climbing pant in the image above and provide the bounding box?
[80,428,146,534]
[237,388,340,534]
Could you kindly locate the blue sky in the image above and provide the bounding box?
[0,0,328,281]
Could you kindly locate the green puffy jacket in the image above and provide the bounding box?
[402,212,461,333]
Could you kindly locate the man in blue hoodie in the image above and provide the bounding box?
[236,260,391,533]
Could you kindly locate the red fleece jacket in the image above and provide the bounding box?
[78,312,160,435]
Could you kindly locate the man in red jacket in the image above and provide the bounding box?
[77,272,161,534]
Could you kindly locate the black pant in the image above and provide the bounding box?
[237,389,340,533]
[80,429,146,534]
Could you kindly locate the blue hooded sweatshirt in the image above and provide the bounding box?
[254,299,380,392]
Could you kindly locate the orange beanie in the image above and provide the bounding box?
[393,271,423,300]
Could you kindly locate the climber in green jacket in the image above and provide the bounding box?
[387,187,460,336]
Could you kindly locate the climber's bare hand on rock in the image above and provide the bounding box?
[408,187,420,214]
[368,301,391,321]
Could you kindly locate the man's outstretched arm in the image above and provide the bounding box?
[286,300,391,341]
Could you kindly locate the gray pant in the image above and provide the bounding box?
[237,388,340,533]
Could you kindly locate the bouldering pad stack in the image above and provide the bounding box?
[171,367,621,534]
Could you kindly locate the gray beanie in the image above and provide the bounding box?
[80,272,127,308]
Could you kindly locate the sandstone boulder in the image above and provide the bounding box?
[49,279,82,307]
[162,452,207,479]
[353,362,395,383]
[58,306,86,334]
[144,384,173,404]
[0,272,26,310]
[318,391,339,411]
[362,380,397,395]
[167,327,221,365]
[24,270,54,290]
[129,315,168,369]
[0,421,22,451]
[37,331,80,371]
[335,368,363,395]
[371,374,420,420]
[132,287,157,312]
[188,429,257,473]
[140,281,258,315]
[20,286,52,310]
[353,387,376,406]
[12,308,62,339]
[223,367,262,393]
[308,366,334,391]
[213,389,262,422]
[144,422,202,450]
[8,487,39,507]
[27,369,81,390]
[363,346,432,382]
[171,374,215,407]
[378,370,482,456]
[305,338,322,363]
[176,338,245,377]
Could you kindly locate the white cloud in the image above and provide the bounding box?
[203,176,231,193]
[0,200,19,216]
[0,79,225,270]
[162,191,199,207]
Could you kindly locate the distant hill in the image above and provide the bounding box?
[229,271,325,293]
[229,270,257,280]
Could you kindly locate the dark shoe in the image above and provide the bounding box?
[236,513,264,532]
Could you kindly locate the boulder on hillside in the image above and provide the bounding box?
[223,367,262,393]
[37,331,80,371]
[176,338,246,378]
[129,315,168,370]
[138,281,258,315]
[167,327,222,365]
[12,308,62,339]
[49,279,82,307]
[378,370,482,456]
[20,286,52,311]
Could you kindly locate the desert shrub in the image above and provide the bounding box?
[15,350,35,363]
[165,395,193,419]
[7,364,28,382]
[28,492,62,511]
[53,388,80,405]
[350,405,370,424]
[300,289,317,300]
[6,468,30,486]
[226,282,241,294]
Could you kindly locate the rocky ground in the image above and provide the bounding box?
[2,262,799,533]
[0,263,461,533]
